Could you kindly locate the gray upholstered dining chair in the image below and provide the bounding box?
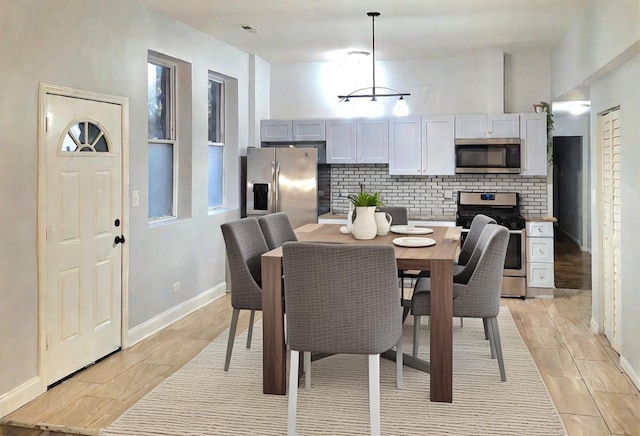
[410,224,510,382]
[455,214,497,276]
[220,217,270,371]
[282,242,403,436]
[376,206,408,226]
[258,212,298,250]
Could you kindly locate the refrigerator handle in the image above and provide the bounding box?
[274,161,281,212]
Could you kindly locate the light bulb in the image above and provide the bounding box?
[369,98,384,117]
[568,104,589,115]
[392,96,409,117]
[338,98,354,118]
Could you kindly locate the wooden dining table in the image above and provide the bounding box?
[261,223,461,402]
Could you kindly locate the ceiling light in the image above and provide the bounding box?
[568,103,590,115]
[338,12,410,116]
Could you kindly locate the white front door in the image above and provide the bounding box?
[43,93,123,385]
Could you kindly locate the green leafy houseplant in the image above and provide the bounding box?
[540,101,555,164]
[347,187,383,207]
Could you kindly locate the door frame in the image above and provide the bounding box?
[37,82,130,389]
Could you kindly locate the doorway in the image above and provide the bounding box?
[38,84,129,386]
[553,136,583,245]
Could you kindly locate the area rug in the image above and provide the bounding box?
[100,308,566,435]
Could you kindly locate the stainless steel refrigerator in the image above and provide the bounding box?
[246,147,318,229]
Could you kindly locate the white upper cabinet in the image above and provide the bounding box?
[455,114,520,139]
[389,117,422,175]
[326,118,389,164]
[260,119,292,142]
[357,118,389,163]
[293,119,325,141]
[326,119,357,163]
[520,113,547,176]
[388,116,454,175]
[261,119,325,142]
[424,116,455,175]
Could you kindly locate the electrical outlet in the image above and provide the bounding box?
[172,281,181,293]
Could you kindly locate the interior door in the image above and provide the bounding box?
[44,93,123,385]
[600,108,621,351]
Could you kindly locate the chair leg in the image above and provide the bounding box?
[485,317,497,359]
[396,337,403,389]
[304,351,311,389]
[246,310,255,348]
[368,354,381,436]
[483,318,490,340]
[489,317,507,382]
[460,317,464,327]
[412,315,421,358]
[288,350,300,436]
[224,309,240,371]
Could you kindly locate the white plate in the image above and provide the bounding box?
[392,237,436,248]
[390,225,434,235]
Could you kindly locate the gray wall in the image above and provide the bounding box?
[0,0,253,407]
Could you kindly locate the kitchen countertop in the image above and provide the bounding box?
[522,215,557,222]
[318,212,457,223]
[319,213,557,223]
[318,213,456,225]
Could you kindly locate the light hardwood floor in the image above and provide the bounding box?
[1,235,639,435]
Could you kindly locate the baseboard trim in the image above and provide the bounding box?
[126,283,227,347]
[0,377,43,418]
[620,356,640,392]
[590,317,600,334]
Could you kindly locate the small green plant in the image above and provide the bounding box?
[540,101,555,164]
[347,186,383,207]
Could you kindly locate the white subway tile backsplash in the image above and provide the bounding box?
[331,165,547,218]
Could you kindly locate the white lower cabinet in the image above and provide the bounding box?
[526,221,555,288]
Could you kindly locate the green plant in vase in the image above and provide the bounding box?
[347,187,383,207]
[346,187,383,240]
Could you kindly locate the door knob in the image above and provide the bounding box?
[114,235,126,245]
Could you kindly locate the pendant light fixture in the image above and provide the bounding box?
[338,12,410,117]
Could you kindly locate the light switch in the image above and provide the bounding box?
[132,190,140,207]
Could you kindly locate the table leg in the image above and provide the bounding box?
[429,259,453,402]
[262,255,286,394]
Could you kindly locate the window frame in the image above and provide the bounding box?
[148,54,178,221]
[207,72,225,211]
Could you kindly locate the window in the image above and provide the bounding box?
[148,55,176,220]
[208,73,225,209]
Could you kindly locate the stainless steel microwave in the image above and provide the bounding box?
[455,138,521,174]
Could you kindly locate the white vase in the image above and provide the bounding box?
[374,211,392,236]
[351,206,378,240]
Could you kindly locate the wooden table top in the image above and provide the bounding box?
[263,223,461,270]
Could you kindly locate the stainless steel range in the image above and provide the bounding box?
[456,192,526,298]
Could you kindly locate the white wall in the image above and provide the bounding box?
[590,56,640,388]
[551,0,640,100]
[505,52,552,113]
[0,0,257,413]
[249,55,271,150]
[552,0,640,389]
[269,51,516,118]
